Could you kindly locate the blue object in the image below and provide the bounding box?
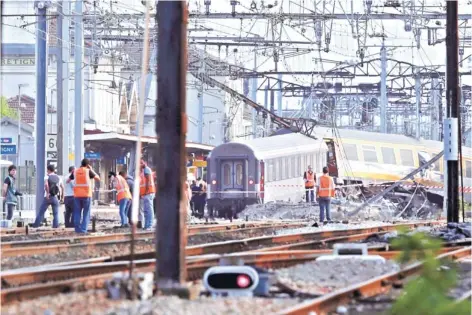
[1,144,17,155]
[0,138,13,144]
[116,157,126,164]
[85,152,101,159]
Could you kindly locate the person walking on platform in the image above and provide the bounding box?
[33,164,63,228]
[317,166,335,223]
[68,159,100,233]
[121,170,134,224]
[2,165,22,220]
[303,165,316,203]
[139,159,155,230]
[109,171,132,227]
[63,166,75,228]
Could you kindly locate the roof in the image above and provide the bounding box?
[0,116,35,134]
[234,133,328,159]
[83,131,215,151]
[7,95,56,124]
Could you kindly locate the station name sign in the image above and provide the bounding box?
[2,58,35,66]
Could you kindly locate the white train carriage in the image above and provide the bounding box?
[206,133,328,218]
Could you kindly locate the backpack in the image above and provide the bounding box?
[48,174,60,197]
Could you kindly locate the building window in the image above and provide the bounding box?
[223,164,231,185]
[381,147,396,165]
[400,149,414,167]
[343,143,359,161]
[235,164,243,185]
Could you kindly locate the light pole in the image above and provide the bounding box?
[17,83,29,166]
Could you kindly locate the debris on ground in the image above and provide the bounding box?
[430,222,472,242]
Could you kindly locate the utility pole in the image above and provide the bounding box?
[415,73,421,139]
[17,84,28,166]
[198,50,204,143]
[251,50,257,138]
[380,41,387,133]
[57,0,70,175]
[74,0,84,166]
[277,73,282,116]
[156,0,188,291]
[34,0,50,215]
[445,1,459,223]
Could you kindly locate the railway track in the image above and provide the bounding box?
[1,245,467,305]
[277,246,472,315]
[0,221,306,251]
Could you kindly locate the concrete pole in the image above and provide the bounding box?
[57,0,70,175]
[251,51,257,138]
[74,0,84,166]
[415,74,421,139]
[34,1,49,214]
[198,88,204,143]
[380,41,387,133]
[17,85,22,166]
[430,77,440,141]
[277,73,282,116]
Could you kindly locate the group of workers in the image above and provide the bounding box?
[190,177,207,218]
[3,160,336,227]
[303,165,336,223]
[16,158,156,233]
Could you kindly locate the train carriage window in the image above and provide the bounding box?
[381,147,396,165]
[432,153,441,171]
[235,164,243,185]
[288,157,293,179]
[362,145,378,163]
[466,160,471,178]
[343,144,359,161]
[223,164,231,186]
[296,156,300,176]
[275,159,280,181]
[400,149,414,167]
[267,160,273,182]
[281,158,286,180]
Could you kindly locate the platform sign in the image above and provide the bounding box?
[116,157,126,164]
[85,152,101,160]
[1,138,13,144]
[1,144,17,155]
[47,134,58,166]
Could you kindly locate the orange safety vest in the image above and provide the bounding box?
[318,175,335,198]
[115,175,132,202]
[305,171,315,188]
[140,167,156,196]
[74,167,92,198]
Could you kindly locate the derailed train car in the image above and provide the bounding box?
[206,133,328,218]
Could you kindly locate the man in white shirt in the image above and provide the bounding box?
[63,166,75,227]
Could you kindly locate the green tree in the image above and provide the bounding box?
[390,228,471,315]
[0,96,18,119]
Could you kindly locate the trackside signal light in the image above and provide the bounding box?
[248,179,254,185]
[211,179,217,185]
[203,266,259,297]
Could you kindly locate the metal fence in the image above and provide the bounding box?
[1,195,38,221]
[1,165,36,194]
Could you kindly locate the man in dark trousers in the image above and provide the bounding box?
[303,165,316,203]
[33,164,64,228]
[63,166,75,227]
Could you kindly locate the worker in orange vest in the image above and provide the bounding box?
[317,166,335,223]
[139,159,155,230]
[109,171,132,227]
[67,158,100,233]
[303,165,316,203]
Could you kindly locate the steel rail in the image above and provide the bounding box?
[278,246,472,315]
[1,222,306,250]
[1,246,465,305]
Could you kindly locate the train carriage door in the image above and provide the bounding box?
[325,139,339,177]
[259,160,265,203]
[220,160,245,192]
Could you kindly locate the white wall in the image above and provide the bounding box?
[0,123,35,166]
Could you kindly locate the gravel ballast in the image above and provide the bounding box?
[2,290,302,315]
[275,258,400,294]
